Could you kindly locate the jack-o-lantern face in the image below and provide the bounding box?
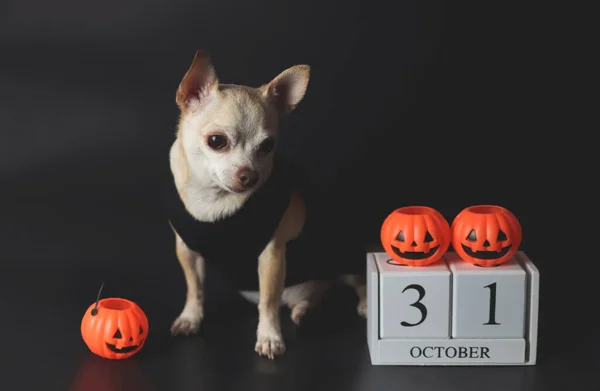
[81,298,149,360]
[380,206,451,266]
[451,205,522,266]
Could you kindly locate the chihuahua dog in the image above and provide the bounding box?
[166,50,367,359]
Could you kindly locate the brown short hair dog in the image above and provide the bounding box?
[167,50,366,359]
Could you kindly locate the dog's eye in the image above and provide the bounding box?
[207,134,228,151]
[258,137,276,154]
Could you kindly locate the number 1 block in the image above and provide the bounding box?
[446,252,527,338]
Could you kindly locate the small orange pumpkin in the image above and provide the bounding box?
[380,206,451,266]
[81,297,148,360]
[451,205,522,266]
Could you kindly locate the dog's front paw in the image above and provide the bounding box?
[171,315,201,336]
[255,326,286,359]
[171,307,203,336]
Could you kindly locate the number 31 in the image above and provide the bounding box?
[400,282,500,327]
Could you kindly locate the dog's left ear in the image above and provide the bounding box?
[176,50,219,110]
[261,65,310,116]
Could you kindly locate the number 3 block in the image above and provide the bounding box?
[446,252,526,338]
[374,252,451,338]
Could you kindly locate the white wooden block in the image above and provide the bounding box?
[377,338,525,365]
[374,252,451,339]
[447,251,527,339]
[366,250,540,366]
[366,253,380,364]
[515,250,540,365]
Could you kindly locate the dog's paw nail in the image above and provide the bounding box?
[291,313,302,325]
[255,335,286,358]
[357,300,367,318]
[170,316,201,336]
[290,301,309,325]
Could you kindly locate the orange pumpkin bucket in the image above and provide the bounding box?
[380,206,451,266]
[81,284,149,360]
[450,205,522,267]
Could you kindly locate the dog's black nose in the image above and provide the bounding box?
[236,168,259,188]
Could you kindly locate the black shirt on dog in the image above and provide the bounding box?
[164,154,365,291]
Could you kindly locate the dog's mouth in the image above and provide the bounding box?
[225,185,250,194]
[391,245,439,260]
[218,182,251,194]
[461,244,511,259]
[223,180,259,194]
[105,341,142,354]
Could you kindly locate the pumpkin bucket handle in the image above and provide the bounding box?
[90,281,105,316]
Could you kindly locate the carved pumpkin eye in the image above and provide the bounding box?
[113,329,122,339]
[497,229,507,241]
[139,326,144,335]
[396,231,405,242]
[466,229,477,241]
[424,231,434,243]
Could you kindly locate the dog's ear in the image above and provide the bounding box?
[176,50,219,109]
[261,65,310,116]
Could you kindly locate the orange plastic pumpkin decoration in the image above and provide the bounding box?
[81,297,149,360]
[451,205,522,266]
[380,206,451,266]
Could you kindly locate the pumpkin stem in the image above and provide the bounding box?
[91,281,105,316]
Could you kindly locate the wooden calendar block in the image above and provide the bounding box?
[366,250,540,365]
[373,252,451,339]
[446,252,527,338]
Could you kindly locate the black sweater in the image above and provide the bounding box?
[165,155,365,291]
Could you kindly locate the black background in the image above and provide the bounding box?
[0,1,592,390]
